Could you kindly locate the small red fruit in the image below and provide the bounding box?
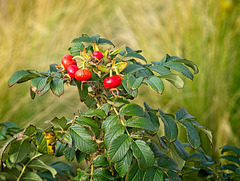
[67,65,79,78]
[61,54,76,69]
[92,51,103,60]
[75,69,92,81]
[103,76,122,89]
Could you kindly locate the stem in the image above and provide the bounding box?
[17,153,42,181]
[109,69,113,77]
[90,164,94,181]
[113,107,130,136]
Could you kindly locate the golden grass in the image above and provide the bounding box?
[1,0,240,153]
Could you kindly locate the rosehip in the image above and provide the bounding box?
[61,54,76,69]
[67,65,79,78]
[103,76,122,89]
[75,69,92,81]
[92,51,103,60]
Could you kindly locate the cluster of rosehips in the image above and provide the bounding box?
[60,51,122,89]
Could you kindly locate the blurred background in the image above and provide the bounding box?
[1,0,240,156]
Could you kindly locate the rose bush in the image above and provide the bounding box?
[1,34,239,181]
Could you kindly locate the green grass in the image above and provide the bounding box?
[1,0,240,155]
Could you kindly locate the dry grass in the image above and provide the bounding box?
[1,0,240,154]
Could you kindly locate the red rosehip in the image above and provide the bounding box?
[75,69,92,81]
[61,54,77,69]
[103,76,122,89]
[67,65,79,78]
[92,51,103,60]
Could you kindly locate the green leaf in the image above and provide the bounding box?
[50,78,64,97]
[49,64,59,72]
[25,125,37,136]
[125,52,147,63]
[98,38,115,47]
[93,155,109,167]
[176,107,196,121]
[28,158,57,178]
[149,142,165,157]
[21,171,42,181]
[163,61,194,80]
[167,170,181,181]
[110,45,125,57]
[31,77,48,93]
[159,54,170,65]
[221,144,240,157]
[45,117,67,130]
[99,103,111,115]
[108,134,132,162]
[49,161,74,177]
[102,115,118,133]
[60,133,73,147]
[145,76,164,95]
[83,108,106,119]
[54,141,65,157]
[171,58,199,74]
[104,124,125,149]
[124,64,145,74]
[119,103,145,117]
[159,74,184,89]
[9,139,31,163]
[92,34,100,42]
[76,116,100,138]
[6,158,14,169]
[191,121,213,145]
[71,36,95,43]
[0,122,19,130]
[145,111,160,131]
[76,150,86,164]
[168,142,186,170]
[126,46,142,53]
[38,82,50,96]
[8,70,39,87]
[122,78,138,97]
[92,168,115,180]
[160,114,178,142]
[149,65,171,75]
[63,146,75,162]
[136,68,154,78]
[74,79,88,101]
[144,102,158,112]
[125,161,144,181]
[126,74,144,89]
[126,117,155,132]
[131,140,155,170]
[179,120,201,149]
[115,150,133,177]
[115,62,128,73]
[69,42,85,56]
[143,167,164,181]
[173,139,189,160]
[69,124,97,154]
[97,65,109,73]
[222,164,239,172]
[156,155,179,170]
[220,155,240,166]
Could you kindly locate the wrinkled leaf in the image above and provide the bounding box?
[108,134,132,162]
[119,103,145,117]
[126,117,155,132]
[69,124,97,154]
[131,140,155,170]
